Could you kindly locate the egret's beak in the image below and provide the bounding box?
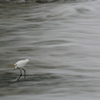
[10,65,15,68]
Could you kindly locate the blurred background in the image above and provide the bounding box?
[1,0,100,100]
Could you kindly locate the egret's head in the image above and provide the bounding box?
[25,59,29,62]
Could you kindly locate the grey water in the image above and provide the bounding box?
[1,0,100,100]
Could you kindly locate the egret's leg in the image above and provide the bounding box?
[17,69,22,81]
[22,68,26,79]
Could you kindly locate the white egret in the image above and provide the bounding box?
[10,59,29,81]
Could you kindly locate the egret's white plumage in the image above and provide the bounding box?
[14,59,29,69]
[10,59,29,81]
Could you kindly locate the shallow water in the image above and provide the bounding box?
[1,0,100,100]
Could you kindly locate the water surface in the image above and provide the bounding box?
[1,0,100,100]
